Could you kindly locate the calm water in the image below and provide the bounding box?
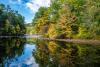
[0,38,100,67]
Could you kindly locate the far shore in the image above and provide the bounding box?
[0,35,100,45]
[39,38,100,45]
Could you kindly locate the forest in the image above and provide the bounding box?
[0,0,100,66]
[0,4,26,36]
[29,0,100,40]
[0,0,100,39]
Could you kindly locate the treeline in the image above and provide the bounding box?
[0,4,26,36]
[32,0,100,39]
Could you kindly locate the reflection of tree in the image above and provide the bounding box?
[33,41,50,67]
[48,42,76,67]
[0,38,26,66]
[33,41,75,67]
[33,41,100,67]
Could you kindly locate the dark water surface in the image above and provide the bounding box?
[0,38,100,67]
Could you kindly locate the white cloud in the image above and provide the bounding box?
[26,0,51,13]
[26,2,39,12]
[32,0,50,7]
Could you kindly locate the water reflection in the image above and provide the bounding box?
[0,38,26,66]
[0,38,100,67]
[33,40,100,67]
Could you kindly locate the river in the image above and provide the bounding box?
[0,37,100,67]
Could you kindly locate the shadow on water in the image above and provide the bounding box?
[0,37,26,67]
[33,40,100,67]
[0,38,100,67]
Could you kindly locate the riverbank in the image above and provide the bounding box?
[0,35,100,45]
[38,38,100,45]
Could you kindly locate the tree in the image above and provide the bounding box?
[32,0,100,39]
[0,4,26,36]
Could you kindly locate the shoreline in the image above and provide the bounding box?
[0,35,100,45]
[39,38,100,45]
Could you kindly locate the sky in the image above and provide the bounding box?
[0,0,51,23]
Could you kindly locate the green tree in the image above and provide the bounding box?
[0,4,26,36]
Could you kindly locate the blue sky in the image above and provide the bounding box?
[0,0,50,23]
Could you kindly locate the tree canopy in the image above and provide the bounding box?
[0,4,26,36]
[32,0,100,39]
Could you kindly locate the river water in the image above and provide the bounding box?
[0,38,100,67]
